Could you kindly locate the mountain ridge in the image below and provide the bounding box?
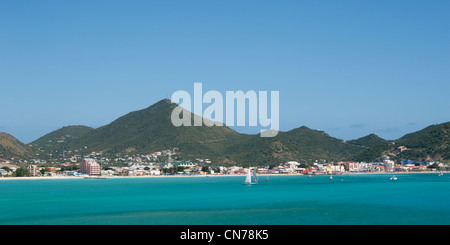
[2,99,449,164]
[352,122,450,162]
[27,99,364,165]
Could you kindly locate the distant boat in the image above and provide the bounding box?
[243,167,258,185]
[438,171,443,176]
[84,176,108,179]
[390,175,397,180]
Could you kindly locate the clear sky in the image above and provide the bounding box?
[1,0,449,143]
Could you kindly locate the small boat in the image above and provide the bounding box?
[329,176,333,180]
[84,176,108,179]
[390,175,397,180]
[243,166,258,185]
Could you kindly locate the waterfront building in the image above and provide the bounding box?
[66,171,78,176]
[27,165,38,176]
[148,169,161,175]
[383,159,395,172]
[0,169,8,176]
[345,161,359,172]
[80,158,101,176]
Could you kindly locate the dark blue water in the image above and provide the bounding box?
[1,173,449,224]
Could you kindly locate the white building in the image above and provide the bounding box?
[383,159,395,172]
[0,169,9,176]
[330,164,345,173]
[148,169,161,175]
[177,162,196,168]
[359,162,377,172]
[27,165,38,176]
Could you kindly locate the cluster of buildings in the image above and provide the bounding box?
[0,158,101,177]
[300,157,442,175]
[20,157,446,177]
[1,148,448,178]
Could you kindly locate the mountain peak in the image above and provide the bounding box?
[61,98,240,157]
[141,98,177,111]
[347,133,387,147]
[153,98,174,106]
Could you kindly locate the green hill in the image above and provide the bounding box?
[31,125,94,145]
[223,127,362,165]
[0,132,32,160]
[30,125,94,154]
[396,122,450,161]
[34,99,364,165]
[31,99,449,165]
[66,99,243,159]
[353,122,450,162]
[347,134,387,148]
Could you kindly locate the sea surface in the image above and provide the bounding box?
[1,173,449,225]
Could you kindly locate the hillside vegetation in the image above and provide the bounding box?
[2,99,448,165]
[0,132,32,160]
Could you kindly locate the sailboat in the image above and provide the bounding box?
[390,173,397,180]
[243,167,258,185]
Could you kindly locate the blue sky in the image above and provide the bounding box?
[1,0,449,143]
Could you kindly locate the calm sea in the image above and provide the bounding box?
[0,173,449,225]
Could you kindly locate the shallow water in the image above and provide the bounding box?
[1,173,449,224]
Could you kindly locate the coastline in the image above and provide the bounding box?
[0,171,447,181]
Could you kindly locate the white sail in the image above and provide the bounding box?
[253,167,258,182]
[243,167,257,185]
[245,169,252,184]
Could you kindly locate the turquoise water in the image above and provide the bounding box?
[1,173,449,225]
